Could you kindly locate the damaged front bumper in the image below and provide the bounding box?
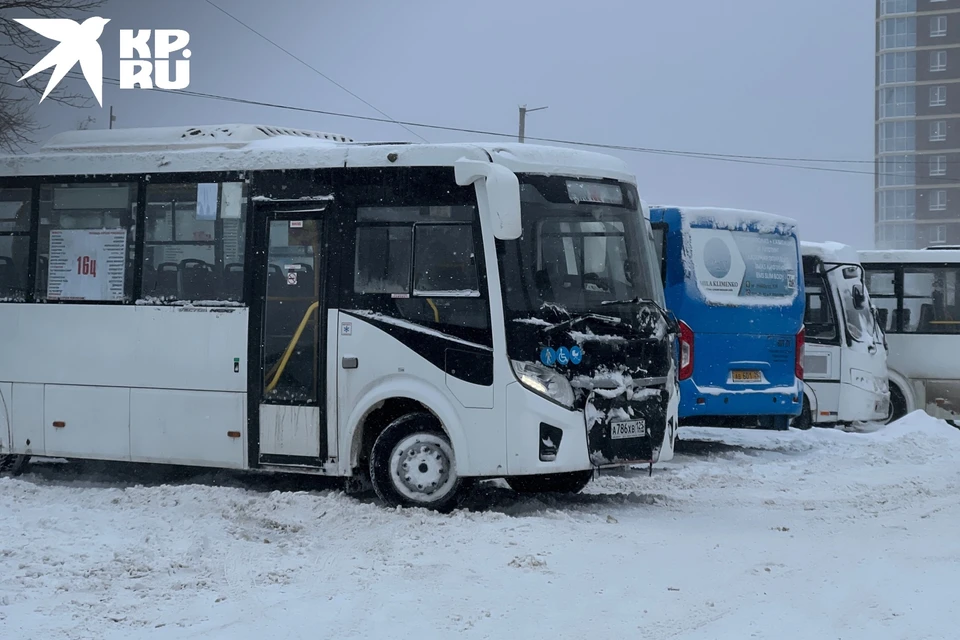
[583,377,671,468]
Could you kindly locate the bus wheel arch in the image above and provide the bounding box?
[367,410,474,512]
[885,369,913,424]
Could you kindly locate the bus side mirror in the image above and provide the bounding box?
[455,159,522,240]
[852,284,866,310]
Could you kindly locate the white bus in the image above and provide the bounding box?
[859,248,960,426]
[794,242,890,428]
[0,124,678,511]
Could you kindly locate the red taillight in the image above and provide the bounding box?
[795,327,805,379]
[678,320,694,380]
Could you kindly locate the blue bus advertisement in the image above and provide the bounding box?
[647,206,805,430]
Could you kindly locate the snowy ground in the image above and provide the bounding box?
[2,411,959,640]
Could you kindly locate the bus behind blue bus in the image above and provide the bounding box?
[646,206,805,430]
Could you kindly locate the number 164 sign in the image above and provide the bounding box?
[76,255,98,277]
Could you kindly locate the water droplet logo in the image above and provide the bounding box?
[704,237,732,279]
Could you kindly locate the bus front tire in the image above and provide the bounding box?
[505,470,594,494]
[886,384,907,424]
[369,412,472,513]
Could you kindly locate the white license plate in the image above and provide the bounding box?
[611,420,647,440]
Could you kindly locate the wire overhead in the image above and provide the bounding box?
[23,65,937,183]
[202,0,429,143]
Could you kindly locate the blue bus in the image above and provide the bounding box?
[646,206,805,430]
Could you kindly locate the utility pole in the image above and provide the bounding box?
[518,104,548,143]
[108,106,116,130]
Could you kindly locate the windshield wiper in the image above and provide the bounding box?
[541,312,623,334]
[600,297,678,333]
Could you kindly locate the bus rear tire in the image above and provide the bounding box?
[791,396,813,430]
[369,412,472,513]
[505,470,594,494]
[886,384,907,424]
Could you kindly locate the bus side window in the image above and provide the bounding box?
[0,188,31,302]
[866,268,898,333]
[903,266,960,334]
[141,182,247,304]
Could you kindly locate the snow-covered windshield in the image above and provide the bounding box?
[497,175,663,321]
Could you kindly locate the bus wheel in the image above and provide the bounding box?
[505,470,594,495]
[791,396,813,430]
[369,412,471,513]
[886,385,907,424]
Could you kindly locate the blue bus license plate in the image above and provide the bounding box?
[611,420,647,440]
[732,370,762,382]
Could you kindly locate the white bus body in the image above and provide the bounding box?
[797,242,889,427]
[0,124,678,510]
[859,248,960,425]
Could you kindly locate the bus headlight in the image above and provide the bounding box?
[511,360,576,409]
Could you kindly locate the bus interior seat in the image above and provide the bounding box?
[222,263,244,300]
[154,263,180,298]
[876,307,889,331]
[179,259,217,300]
[893,307,911,332]
[0,256,20,297]
[918,303,936,332]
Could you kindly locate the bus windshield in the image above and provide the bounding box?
[497,175,664,325]
[686,226,799,305]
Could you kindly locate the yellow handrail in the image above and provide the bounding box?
[426,298,439,322]
[265,301,319,394]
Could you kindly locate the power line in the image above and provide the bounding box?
[201,0,429,143]
[32,65,960,183]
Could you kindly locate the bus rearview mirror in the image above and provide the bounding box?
[852,284,866,310]
[454,159,522,240]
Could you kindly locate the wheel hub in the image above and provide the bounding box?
[390,434,455,502]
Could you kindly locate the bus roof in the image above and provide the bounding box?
[649,205,798,233]
[801,240,862,265]
[0,123,636,183]
[859,248,960,264]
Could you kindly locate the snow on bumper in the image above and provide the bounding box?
[679,380,804,417]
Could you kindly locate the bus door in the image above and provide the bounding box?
[802,266,843,414]
[253,199,332,467]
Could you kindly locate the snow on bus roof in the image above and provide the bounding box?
[652,205,798,234]
[0,123,636,183]
[859,248,960,264]
[801,240,861,264]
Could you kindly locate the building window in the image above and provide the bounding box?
[880,17,917,49]
[933,224,948,244]
[879,86,916,118]
[141,182,248,303]
[878,189,916,221]
[930,154,947,177]
[930,120,947,142]
[931,15,947,37]
[930,189,947,211]
[880,52,916,84]
[931,50,947,72]
[930,85,947,107]
[875,222,916,250]
[880,0,916,14]
[879,155,915,187]
[879,120,916,152]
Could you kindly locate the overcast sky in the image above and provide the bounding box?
[22,0,875,248]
